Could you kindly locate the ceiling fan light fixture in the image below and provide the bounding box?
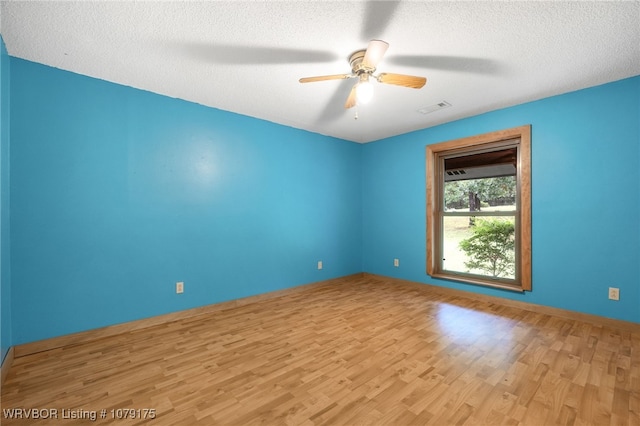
[355,76,374,104]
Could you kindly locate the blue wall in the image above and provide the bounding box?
[362,76,640,323]
[1,36,11,363]
[9,58,362,345]
[4,56,639,349]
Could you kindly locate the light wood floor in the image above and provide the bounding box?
[2,275,639,425]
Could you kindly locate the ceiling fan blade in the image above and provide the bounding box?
[361,1,401,40]
[377,73,427,89]
[299,74,352,83]
[387,55,499,74]
[174,42,339,65]
[344,84,357,109]
[315,78,356,124]
[362,40,389,69]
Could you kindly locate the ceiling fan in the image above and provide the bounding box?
[299,40,427,109]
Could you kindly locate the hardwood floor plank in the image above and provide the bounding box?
[2,274,639,425]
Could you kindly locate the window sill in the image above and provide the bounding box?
[429,272,525,293]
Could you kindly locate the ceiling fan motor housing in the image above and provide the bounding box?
[349,50,375,75]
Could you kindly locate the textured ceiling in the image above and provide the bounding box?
[1,1,639,143]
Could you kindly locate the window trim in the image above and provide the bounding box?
[426,125,531,292]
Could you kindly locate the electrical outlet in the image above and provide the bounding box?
[394,258,399,267]
[608,287,619,301]
[317,261,323,270]
[176,281,184,294]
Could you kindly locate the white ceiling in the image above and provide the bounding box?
[1,1,639,143]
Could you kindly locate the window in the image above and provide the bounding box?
[426,125,531,291]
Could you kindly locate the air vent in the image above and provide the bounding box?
[418,101,452,115]
[446,169,466,176]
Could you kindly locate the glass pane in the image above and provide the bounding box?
[442,216,516,280]
[444,175,516,212]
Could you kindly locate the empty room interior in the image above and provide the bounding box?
[0,1,639,425]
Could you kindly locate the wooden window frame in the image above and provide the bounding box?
[426,125,531,292]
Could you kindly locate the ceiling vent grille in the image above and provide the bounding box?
[446,169,466,176]
[418,101,452,115]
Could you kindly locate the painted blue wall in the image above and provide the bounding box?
[362,76,640,323]
[9,58,362,345]
[0,36,11,363]
[5,56,639,349]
